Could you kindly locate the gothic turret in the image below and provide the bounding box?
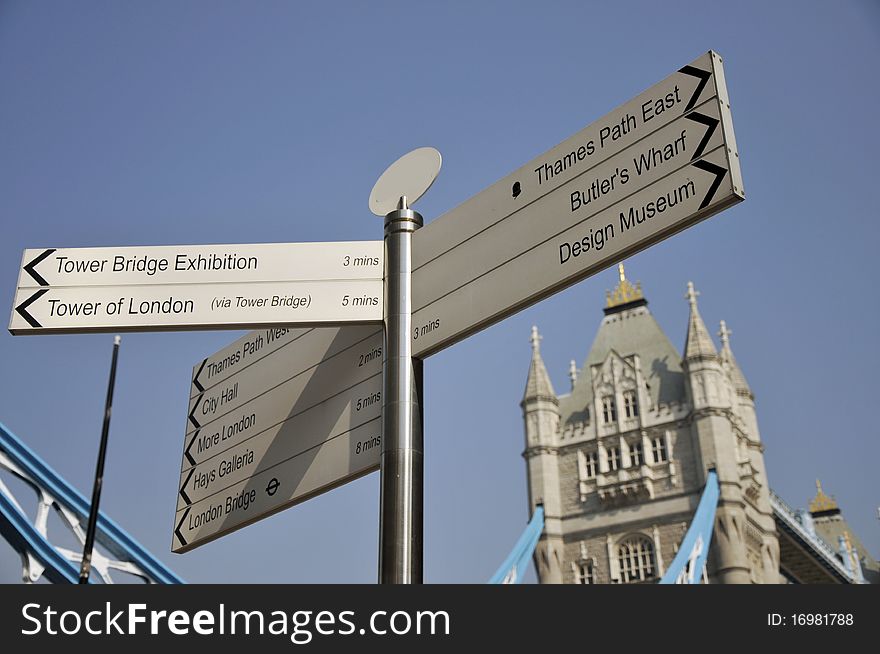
[719,320,753,401]
[684,282,719,364]
[682,282,753,583]
[521,326,564,583]
[807,480,879,583]
[519,268,787,585]
[718,319,776,574]
[523,326,557,407]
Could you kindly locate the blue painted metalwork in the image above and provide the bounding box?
[0,486,84,583]
[0,421,184,584]
[489,506,544,584]
[660,470,719,584]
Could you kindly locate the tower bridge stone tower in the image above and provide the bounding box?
[522,265,781,583]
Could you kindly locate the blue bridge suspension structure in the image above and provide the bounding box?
[489,506,544,584]
[659,469,719,584]
[0,421,183,584]
[489,471,720,585]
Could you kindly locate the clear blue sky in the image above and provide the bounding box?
[1,1,877,583]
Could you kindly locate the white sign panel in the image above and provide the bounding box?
[10,241,384,334]
[408,51,743,357]
[10,279,383,334]
[174,325,384,551]
[15,241,383,288]
[173,416,381,552]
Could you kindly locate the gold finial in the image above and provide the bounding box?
[809,479,839,514]
[606,262,644,308]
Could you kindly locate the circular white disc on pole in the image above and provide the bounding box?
[369,147,441,216]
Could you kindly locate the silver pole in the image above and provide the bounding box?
[379,196,423,584]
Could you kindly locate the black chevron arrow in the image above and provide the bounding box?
[679,65,712,113]
[23,249,55,287]
[184,431,198,466]
[692,160,728,210]
[175,508,190,547]
[192,358,207,393]
[179,468,194,506]
[188,396,202,429]
[685,111,719,161]
[15,289,49,328]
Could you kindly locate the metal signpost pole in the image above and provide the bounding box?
[379,196,423,584]
[79,335,121,583]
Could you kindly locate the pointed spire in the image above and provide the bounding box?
[718,320,752,397]
[523,325,556,402]
[568,359,578,391]
[684,281,718,360]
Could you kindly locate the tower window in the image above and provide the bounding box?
[623,390,639,418]
[582,451,597,479]
[617,536,656,583]
[576,560,595,584]
[629,441,644,467]
[602,396,617,423]
[607,446,620,471]
[652,436,668,463]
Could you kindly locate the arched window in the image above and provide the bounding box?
[602,396,617,423]
[623,390,639,418]
[607,446,620,471]
[617,536,656,583]
[629,441,644,467]
[575,560,595,584]
[651,436,668,463]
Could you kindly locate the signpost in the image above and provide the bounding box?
[173,415,381,551]
[8,51,745,583]
[10,241,384,334]
[408,51,741,357]
[173,325,383,551]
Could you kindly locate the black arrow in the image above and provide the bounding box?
[175,508,190,547]
[192,358,207,393]
[679,65,712,113]
[15,289,49,328]
[23,249,55,287]
[692,160,728,210]
[179,468,194,506]
[184,431,198,466]
[188,396,202,430]
[685,111,719,161]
